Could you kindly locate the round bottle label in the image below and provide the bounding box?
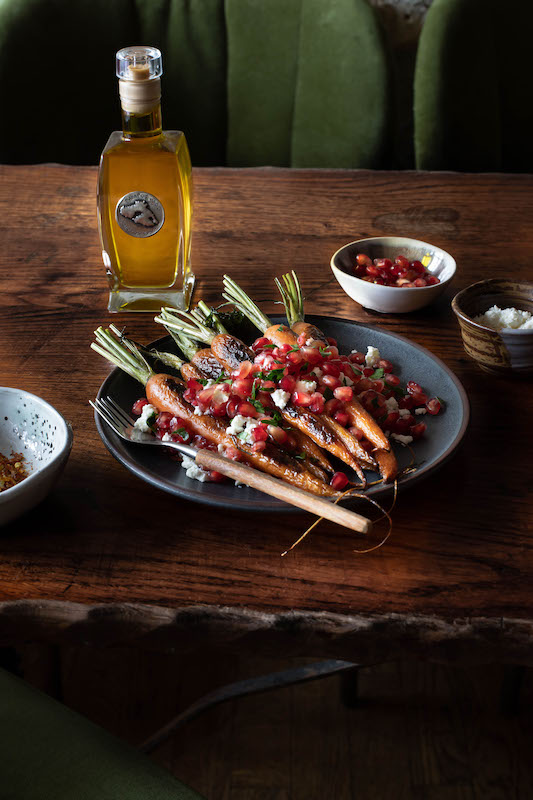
[115,191,165,237]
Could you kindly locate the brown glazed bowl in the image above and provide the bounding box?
[452,279,533,374]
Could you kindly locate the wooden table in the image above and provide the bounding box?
[1,165,532,665]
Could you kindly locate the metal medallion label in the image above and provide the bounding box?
[115,191,165,238]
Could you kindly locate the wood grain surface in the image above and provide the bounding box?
[0,165,532,657]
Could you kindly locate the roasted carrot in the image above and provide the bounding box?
[145,374,339,497]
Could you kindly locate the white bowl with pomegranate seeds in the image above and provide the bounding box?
[0,388,73,526]
[331,236,456,313]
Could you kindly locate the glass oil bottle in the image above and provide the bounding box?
[97,46,194,312]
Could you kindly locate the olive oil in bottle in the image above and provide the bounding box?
[97,46,194,312]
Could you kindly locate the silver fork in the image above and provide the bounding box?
[89,395,372,534]
[90,395,198,459]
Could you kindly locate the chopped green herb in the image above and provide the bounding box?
[277,326,285,332]
[251,381,258,400]
[435,396,446,408]
[260,410,282,426]
[319,347,331,356]
[197,378,208,386]
[265,367,285,382]
[250,398,266,414]
[262,343,276,350]
[287,345,300,354]
[147,413,157,428]
[176,427,190,441]
[294,452,306,460]
[323,387,334,401]
[369,368,385,380]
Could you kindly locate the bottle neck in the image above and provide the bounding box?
[121,103,162,139]
[118,76,162,139]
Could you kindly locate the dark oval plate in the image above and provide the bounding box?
[94,315,469,512]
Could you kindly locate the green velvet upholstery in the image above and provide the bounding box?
[414,0,533,172]
[0,0,390,168]
[226,0,389,167]
[0,668,205,799]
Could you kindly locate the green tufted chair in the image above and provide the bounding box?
[0,0,390,168]
[414,0,533,172]
[0,667,205,800]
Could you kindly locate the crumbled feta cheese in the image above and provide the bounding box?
[385,396,399,413]
[365,346,381,367]
[133,403,157,432]
[225,415,261,444]
[271,389,291,409]
[474,305,533,331]
[295,380,317,394]
[162,432,173,442]
[311,366,323,379]
[305,338,315,346]
[399,408,411,418]
[193,406,204,415]
[391,433,413,446]
[339,371,354,386]
[217,444,226,454]
[226,415,247,436]
[181,455,210,482]
[415,407,427,415]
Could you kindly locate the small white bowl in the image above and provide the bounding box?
[0,388,73,526]
[331,236,456,313]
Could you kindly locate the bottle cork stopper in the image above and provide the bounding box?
[128,64,151,82]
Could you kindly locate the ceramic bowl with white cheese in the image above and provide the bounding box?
[452,279,533,374]
[331,236,456,313]
[0,388,73,525]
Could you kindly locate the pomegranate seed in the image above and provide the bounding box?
[330,471,349,491]
[410,260,424,272]
[349,352,365,364]
[349,426,364,440]
[378,359,393,372]
[237,401,258,418]
[225,445,241,461]
[321,374,341,390]
[252,425,269,442]
[334,386,353,402]
[410,392,428,406]
[209,470,226,483]
[292,391,313,407]
[286,350,304,366]
[410,422,427,439]
[356,253,372,267]
[279,374,296,393]
[394,418,411,434]
[132,398,149,416]
[384,373,400,386]
[426,397,442,415]
[232,377,254,399]
[297,333,308,347]
[252,337,271,351]
[426,275,439,285]
[324,398,340,415]
[394,255,410,268]
[268,425,288,445]
[356,378,373,392]
[383,411,400,428]
[156,412,174,432]
[334,410,350,426]
[252,441,267,453]
[407,381,423,395]
[372,379,385,393]
[327,337,338,347]
[366,265,380,277]
[414,278,427,287]
[226,397,240,418]
[362,367,374,377]
[300,346,323,365]
[309,393,325,413]
[322,362,341,377]
[398,395,415,409]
